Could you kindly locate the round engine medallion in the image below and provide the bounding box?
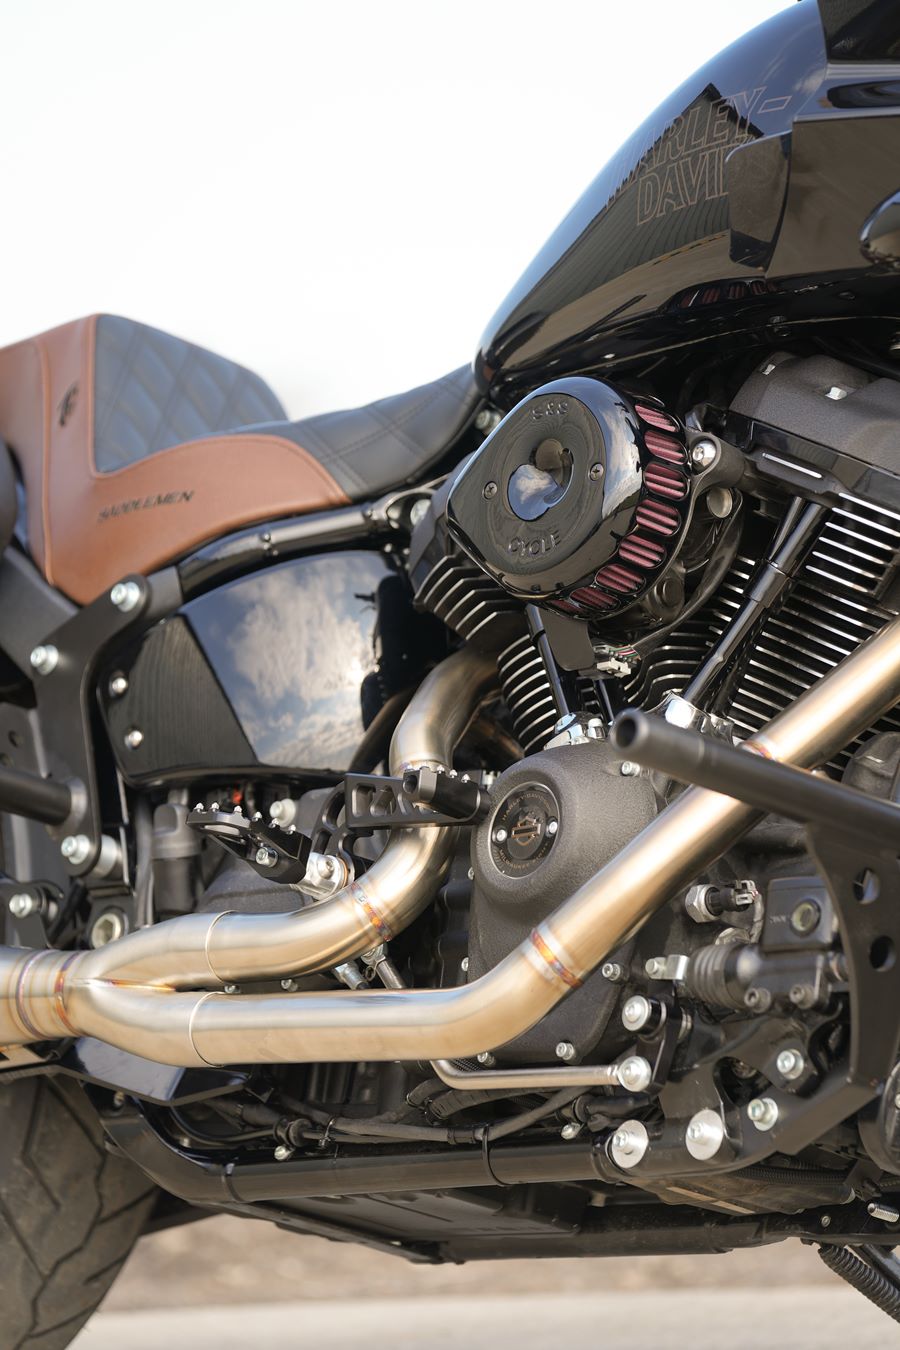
[489,782,560,878]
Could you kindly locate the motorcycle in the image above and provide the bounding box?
[5,2,900,1342]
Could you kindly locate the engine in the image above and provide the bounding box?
[407,349,900,1172]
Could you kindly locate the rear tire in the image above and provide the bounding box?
[0,1075,156,1349]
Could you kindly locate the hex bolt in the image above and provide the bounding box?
[645,957,666,980]
[493,827,508,843]
[617,1056,653,1092]
[273,1144,294,1162]
[476,1051,496,1067]
[690,438,718,470]
[684,1108,726,1161]
[482,481,498,500]
[601,962,626,983]
[621,995,653,1033]
[109,580,142,613]
[747,1096,779,1131]
[60,834,92,866]
[608,1119,650,1169]
[223,983,239,995]
[8,893,39,919]
[255,846,278,868]
[124,727,144,750]
[89,909,127,948]
[555,1041,576,1063]
[560,1122,581,1140]
[744,987,772,1012]
[789,983,816,1009]
[280,978,300,992]
[620,761,640,777]
[867,1201,900,1224]
[108,673,129,698]
[29,644,59,676]
[776,1048,805,1081]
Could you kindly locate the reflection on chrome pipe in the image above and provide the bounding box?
[2,615,900,1068]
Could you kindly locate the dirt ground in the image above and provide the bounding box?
[106,1213,834,1310]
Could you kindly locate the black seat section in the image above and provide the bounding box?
[227,365,482,499]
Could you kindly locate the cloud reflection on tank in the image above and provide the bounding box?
[185,551,428,773]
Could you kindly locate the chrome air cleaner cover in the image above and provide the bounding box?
[446,377,691,620]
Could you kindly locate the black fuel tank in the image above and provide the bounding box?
[477,1,900,398]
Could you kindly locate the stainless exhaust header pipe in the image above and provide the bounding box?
[3,615,900,1069]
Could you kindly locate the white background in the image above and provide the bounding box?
[2,1,789,417]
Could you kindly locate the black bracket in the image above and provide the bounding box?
[344,768,489,833]
[187,805,312,885]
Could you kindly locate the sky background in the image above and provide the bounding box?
[2,1,789,417]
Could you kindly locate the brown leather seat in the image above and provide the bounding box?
[0,315,350,604]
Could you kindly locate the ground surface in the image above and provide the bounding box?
[102,1213,833,1309]
[73,1288,889,1349]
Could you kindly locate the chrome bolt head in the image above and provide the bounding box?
[273,1144,293,1162]
[89,909,127,948]
[255,846,278,868]
[482,481,498,499]
[223,983,239,995]
[60,834,91,866]
[776,1048,805,1081]
[690,438,718,470]
[621,995,653,1033]
[589,462,604,481]
[280,978,300,992]
[645,957,666,980]
[269,799,286,820]
[476,1051,496,1067]
[560,1122,581,1140]
[8,893,38,919]
[493,827,508,843]
[546,818,559,836]
[684,1108,726,1161]
[747,1096,779,1131]
[460,956,469,972]
[316,855,336,879]
[108,673,128,698]
[620,761,640,777]
[601,961,626,983]
[109,580,141,612]
[608,1119,649,1170]
[617,1055,653,1093]
[29,643,59,676]
[555,1041,576,1063]
[124,727,144,750]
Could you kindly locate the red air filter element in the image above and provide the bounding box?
[619,533,667,568]
[634,403,679,433]
[569,586,617,611]
[635,499,681,535]
[644,430,687,464]
[644,462,689,500]
[593,561,642,594]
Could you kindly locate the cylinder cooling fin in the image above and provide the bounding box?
[445,377,692,622]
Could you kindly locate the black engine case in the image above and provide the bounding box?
[467,737,658,1062]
